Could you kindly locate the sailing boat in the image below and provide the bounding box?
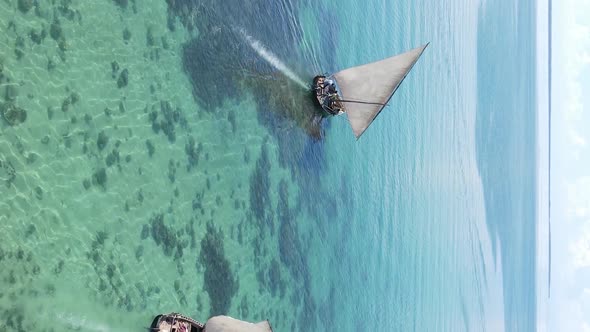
[150,313,273,332]
[312,43,429,139]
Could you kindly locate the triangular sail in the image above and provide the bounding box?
[203,316,273,332]
[333,43,429,139]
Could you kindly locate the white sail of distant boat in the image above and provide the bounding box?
[203,316,272,332]
[332,43,429,139]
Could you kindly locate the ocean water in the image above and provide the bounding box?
[0,0,537,331]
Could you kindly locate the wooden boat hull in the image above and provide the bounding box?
[311,76,344,116]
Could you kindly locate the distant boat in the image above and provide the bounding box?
[312,43,429,139]
[150,313,273,332]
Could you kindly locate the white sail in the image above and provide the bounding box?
[333,43,429,139]
[203,316,273,332]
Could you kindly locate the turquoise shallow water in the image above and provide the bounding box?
[1,0,536,331]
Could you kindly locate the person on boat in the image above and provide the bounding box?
[313,76,336,95]
[313,75,340,114]
[313,75,326,95]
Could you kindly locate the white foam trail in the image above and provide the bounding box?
[239,29,309,90]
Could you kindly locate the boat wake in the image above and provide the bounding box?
[239,28,309,90]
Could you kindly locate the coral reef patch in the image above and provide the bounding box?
[199,222,238,316]
[1,102,27,126]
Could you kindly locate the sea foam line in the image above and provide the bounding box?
[239,29,308,90]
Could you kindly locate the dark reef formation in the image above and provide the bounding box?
[249,142,271,224]
[277,179,305,279]
[145,139,155,157]
[266,258,285,298]
[86,230,156,312]
[113,0,128,9]
[1,102,27,126]
[105,148,120,168]
[15,36,25,60]
[92,167,107,189]
[199,222,238,316]
[49,18,68,60]
[167,159,176,183]
[148,100,186,143]
[145,213,188,261]
[97,130,109,151]
[111,61,120,78]
[9,1,82,70]
[185,135,203,171]
[61,91,80,112]
[0,244,45,331]
[117,68,129,88]
[123,27,132,43]
[50,20,62,41]
[18,0,34,13]
[29,27,47,45]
